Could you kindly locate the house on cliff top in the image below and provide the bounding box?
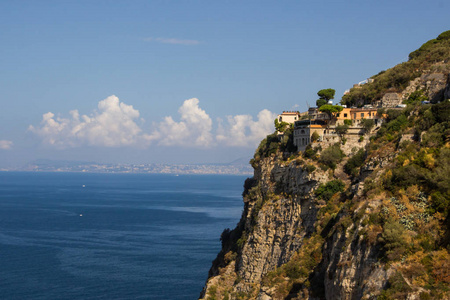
[293,106,384,152]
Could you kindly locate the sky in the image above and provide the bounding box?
[0,0,448,167]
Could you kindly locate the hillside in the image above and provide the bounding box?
[200,32,450,300]
[342,30,450,107]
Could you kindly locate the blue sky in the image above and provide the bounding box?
[0,0,448,167]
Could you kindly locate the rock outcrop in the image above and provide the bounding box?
[402,71,450,103]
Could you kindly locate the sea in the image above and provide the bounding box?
[0,172,247,300]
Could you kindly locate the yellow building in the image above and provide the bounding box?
[335,107,381,126]
[293,107,384,151]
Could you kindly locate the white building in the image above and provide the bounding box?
[277,111,300,124]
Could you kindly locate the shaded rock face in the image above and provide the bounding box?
[445,73,450,100]
[319,216,388,300]
[236,158,327,290]
[199,155,331,299]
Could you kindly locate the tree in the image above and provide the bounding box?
[317,89,335,101]
[318,104,343,120]
[316,89,335,108]
[274,118,290,132]
[311,131,320,142]
[316,99,327,108]
[361,118,375,133]
[319,144,344,170]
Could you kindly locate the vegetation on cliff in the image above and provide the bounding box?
[342,30,450,106]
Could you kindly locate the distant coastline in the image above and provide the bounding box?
[1,160,253,175]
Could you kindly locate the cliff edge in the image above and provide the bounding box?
[200,31,450,300]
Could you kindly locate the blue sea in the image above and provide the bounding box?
[0,172,246,299]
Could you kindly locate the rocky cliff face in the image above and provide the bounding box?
[200,103,450,300]
[402,71,450,103]
[199,139,395,299]
[200,32,450,300]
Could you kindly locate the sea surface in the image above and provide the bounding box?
[0,172,247,299]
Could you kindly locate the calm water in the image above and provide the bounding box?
[0,172,246,299]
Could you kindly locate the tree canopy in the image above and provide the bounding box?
[317,89,336,101]
[316,89,336,107]
[318,104,343,119]
[274,118,290,132]
[316,99,328,108]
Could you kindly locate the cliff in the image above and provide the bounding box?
[200,31,450,300]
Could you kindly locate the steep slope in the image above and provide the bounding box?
[200,31,450,300]
[342,30,450,107]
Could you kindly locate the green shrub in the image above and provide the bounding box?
[386,114,408,133]
[380,220,409,261]
[404,89,428,105]
[311,131,320,142]
[344,148,366,177]
[255,133,279,158]
[279,127,297,154]
[421,123,447,147]
[344,119,352,126]
[319,143,344,169]
[304,145,317,159]
[315,180,345,201]
[274,118,290,133]
[305,164,316,173]
[431,100,450,123]
[379,272,412,300]
[386,109,403,122]
[437,30,450,40]
[361,118,375,133]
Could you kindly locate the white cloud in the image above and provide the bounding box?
[29,95,152,148]
[143,37,200,45]
[29,95,276,150]
[0,140,13,150]
[151,98,213,147]
[216,109,277,147]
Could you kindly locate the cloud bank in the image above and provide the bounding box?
[29,95,151,148]
[0,140,13,150]
[150,98,213,147]
[29,96,276,149]
[217,109,277,147]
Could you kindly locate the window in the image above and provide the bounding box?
[301,130,305,134]
[361,113,364,117]
[336,113,340,117]
[344,113,347,117]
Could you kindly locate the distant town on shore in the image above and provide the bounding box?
[0,159,253,175]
